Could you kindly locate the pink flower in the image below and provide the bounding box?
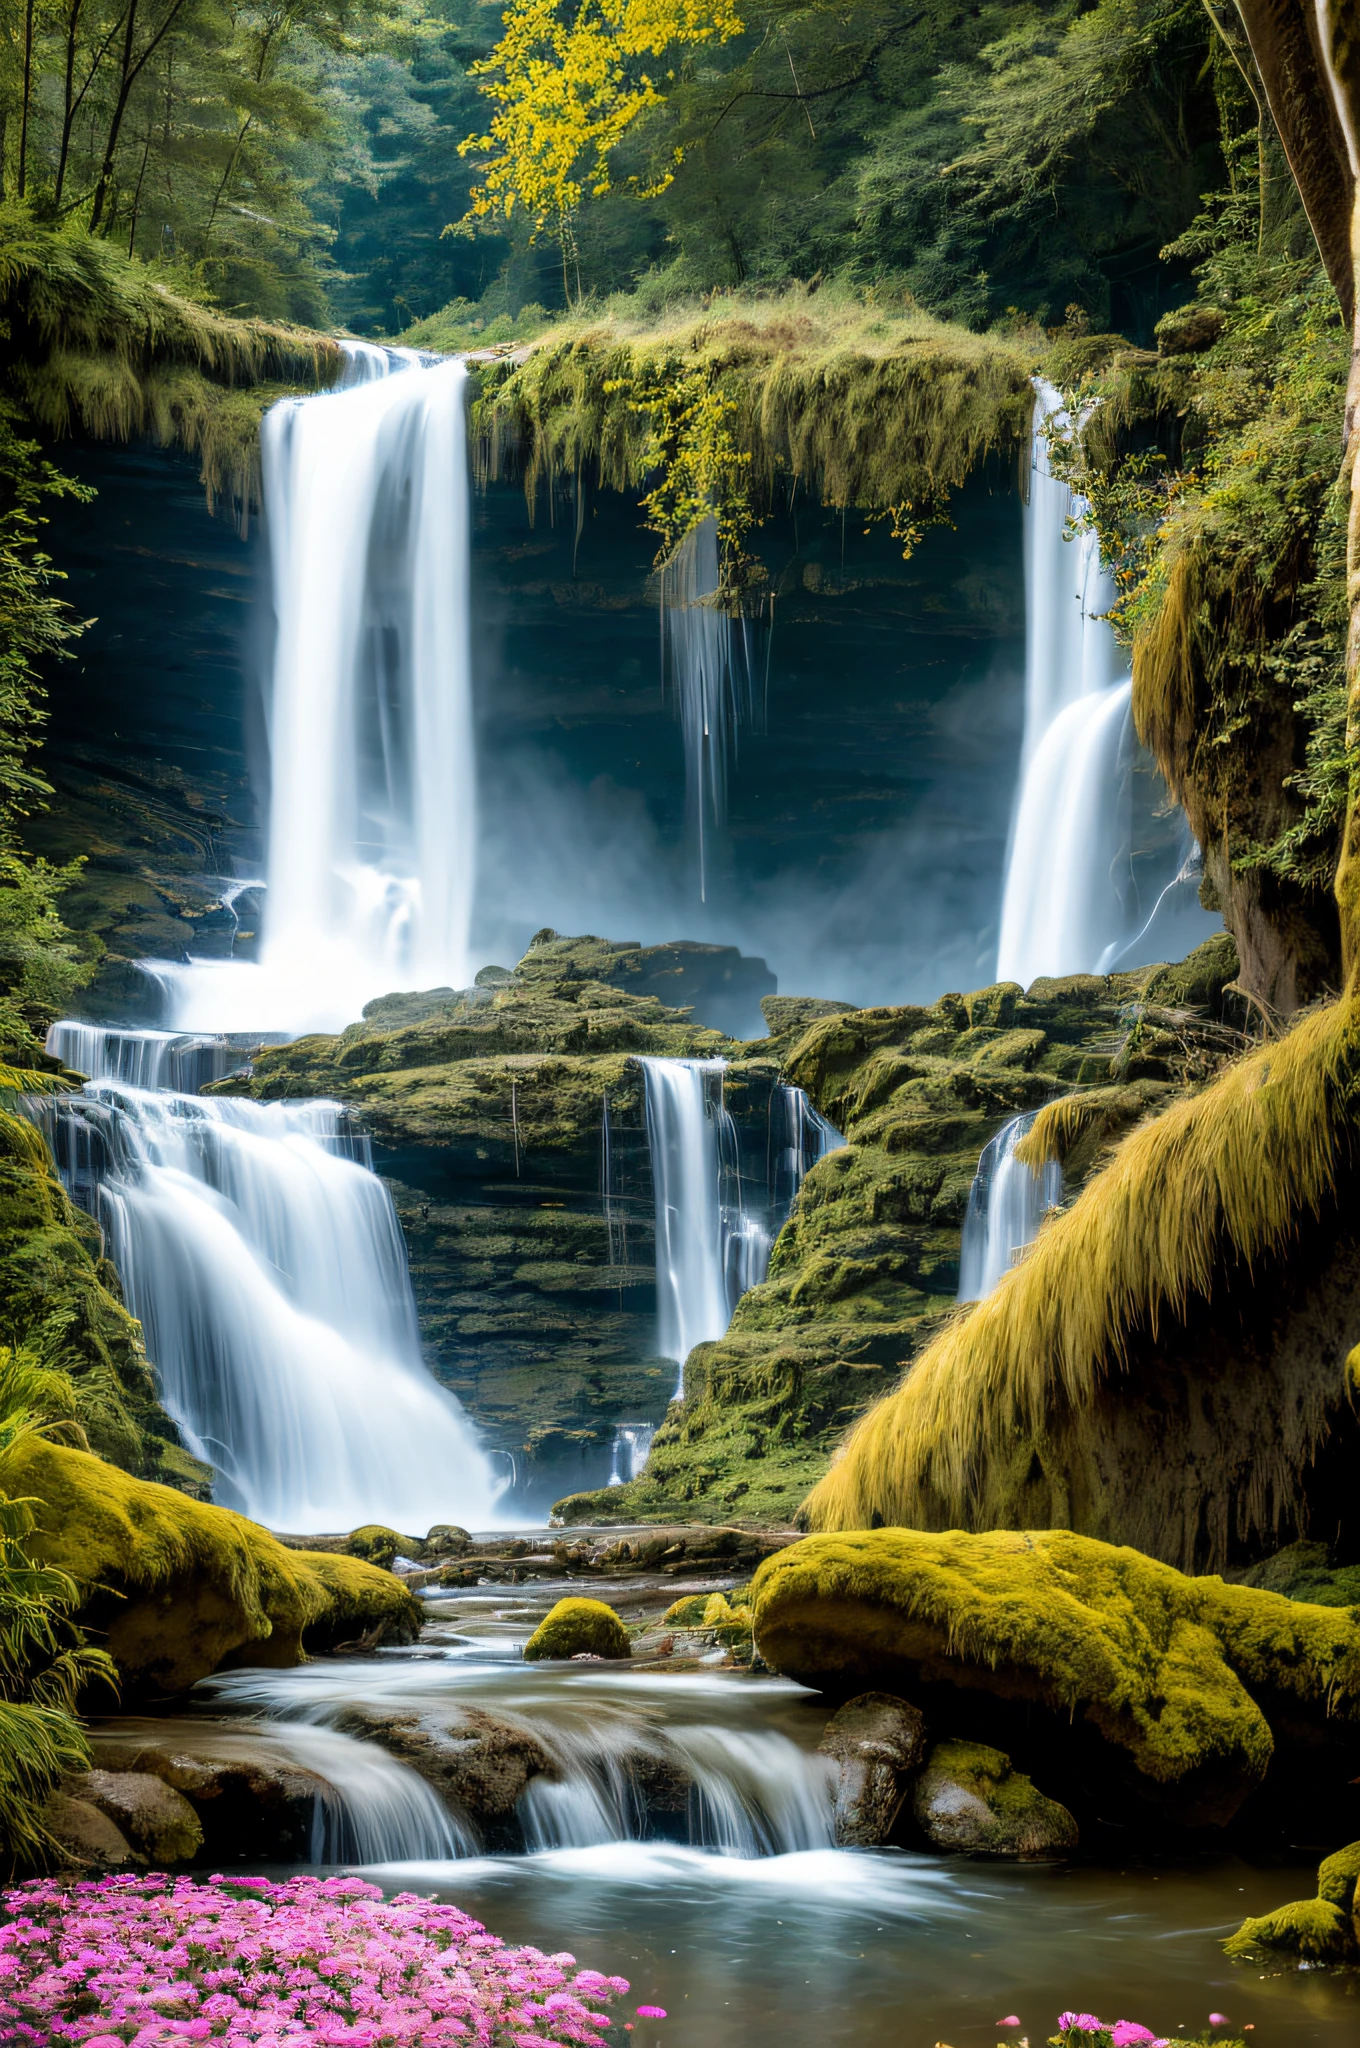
[998,2021,1022,2030]
[636,2008,667,2020]
[1058,2017,1105,2034]
[1111,2025,1157,2046]
[1208,2020,1229,2029]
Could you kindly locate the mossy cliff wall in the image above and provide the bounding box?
[806,977,1360,1574]
[561,940,1240,1526]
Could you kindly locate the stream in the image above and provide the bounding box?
[108,1571,1358,2048]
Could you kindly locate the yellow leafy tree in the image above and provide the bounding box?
[458,0,743,295]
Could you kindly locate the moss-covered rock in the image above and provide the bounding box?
[7,1439,421,1695]
[1225,1842,1360,1962]
[522,1596,630,1661]
[749,1528,1360,1827]
[910,1739,1078,1857]
[1233,1542,1360,1608]
[346,1525,407,1570]
[563,951,1232,1525]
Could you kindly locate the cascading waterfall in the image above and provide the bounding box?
[37,1028,502,1532]
[640,1061,844,1398]
[47,1022,261,1094]
[607,1423,656,1485]
[663,517,764,904]
[168,342,475,1034]
[957,1109,1063,1300]
[996,381,1215,986]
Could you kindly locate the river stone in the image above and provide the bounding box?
[911,1740,1078,1858]
[334,1703,554,1851]
[817,1692,927,1847]
[87,1731,328,1862]
[523,1597,630,1661]
[74,1768,203,1865]
[44,1793,136,1869]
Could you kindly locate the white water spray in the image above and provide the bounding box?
[169,344,475,1033]
[996,381,1216,986]
[957,1109,1063,1300]
[38,1031,502,1532]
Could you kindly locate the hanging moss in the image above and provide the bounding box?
[803,995,1360,1567]
[0,204,343,514]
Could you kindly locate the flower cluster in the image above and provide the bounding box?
[0,1872,639,2047]
[1047,2014,1240,2048]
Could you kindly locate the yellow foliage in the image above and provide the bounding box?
[460,0,743,244]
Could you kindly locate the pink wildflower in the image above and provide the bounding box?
[1058,2017,1105,2034]
[635,2008,667,2020]
[1111,2025,1157,2046]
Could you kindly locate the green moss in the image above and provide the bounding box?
[749,1528,1360,1825]
[913,1739,1078,1856]
[346,1525,405,1571]
[522,1596,630,1661]
[0,1109,208,1492]
[1224,1895,1354,1963]
[5,1439,418,1695]
[1235,1542,1360,1608]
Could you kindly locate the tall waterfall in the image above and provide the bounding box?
[663,518,763,904]
[640,1061,843,1398]
[957,1110,1063,1300]
[996,381,1215,986]
[39,1027,501,1532]
[169,344,475,1034]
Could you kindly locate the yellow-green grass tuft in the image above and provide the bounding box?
[522,1596,630,1661]
[749,1528,1360,1826]
[802,998,1360,1561]
[3,1439,418,1695]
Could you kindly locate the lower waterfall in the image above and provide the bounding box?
[39,1026,501,1532]
[957,1110,1063,1300]
[640,1061,844,1399]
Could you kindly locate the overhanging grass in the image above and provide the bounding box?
[803,996,1360,1556]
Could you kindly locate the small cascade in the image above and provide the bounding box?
[168,342,476,1034]
[641,1060,845,1396]
[997,381,1216,985]
[641,1058,735,1396]
[35,1032,502,1532]
[48,1021,273,1094]
[607,1423,655,1486]
[957,1110,1063,1300]
[662,517,764,904]
[208,1664,837,1862]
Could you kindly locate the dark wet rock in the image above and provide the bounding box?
[87,1729,328,1863]
[333,1703,554,1851]
[44,1793,136,1869]
[74,1768,203,1865]
[910,1741,1078,1858]
[818,1692,927,1847]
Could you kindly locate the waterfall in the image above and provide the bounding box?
[607,1423,656,1485]
[996,381,1216,986]
[957,1110,1063,1300]
[663,517,763,904]
[36,1033,502,1532]
[168,343,475,1034]
[640,1061,844,1398]
[47,1022,259,1094]
[642,1058,733,1396]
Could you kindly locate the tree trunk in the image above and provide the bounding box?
[17,0,35,199]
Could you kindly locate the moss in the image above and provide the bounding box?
[1,201,341,515]
[1223,1895,1353,1963]
[4,1439,418,1696]
[749,1529,1360,1826]
[0,1108,208,1493]
[346,1525,405,1571]
[912,1739,1079,1857]
[1235,1542,1360,1608]
[804,993,1360,1568]
[522,1597,630,1661]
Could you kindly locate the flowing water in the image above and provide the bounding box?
[37,1025,501,1532]
[184,1579,1355,2048]
[958,1110,1064,1300]
[641,1062,844,1397]
[996,382,1215,986]
[608,1424,657,1484]
[167,342,475,1033]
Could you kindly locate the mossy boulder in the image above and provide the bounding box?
[346,1524,407,1570]
[1224,1841,1360,1963]
[749,1528,1360,1827]
[7,1439,422,1694]
[910,1739,1078,1857]
[522,1596,630,1661]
